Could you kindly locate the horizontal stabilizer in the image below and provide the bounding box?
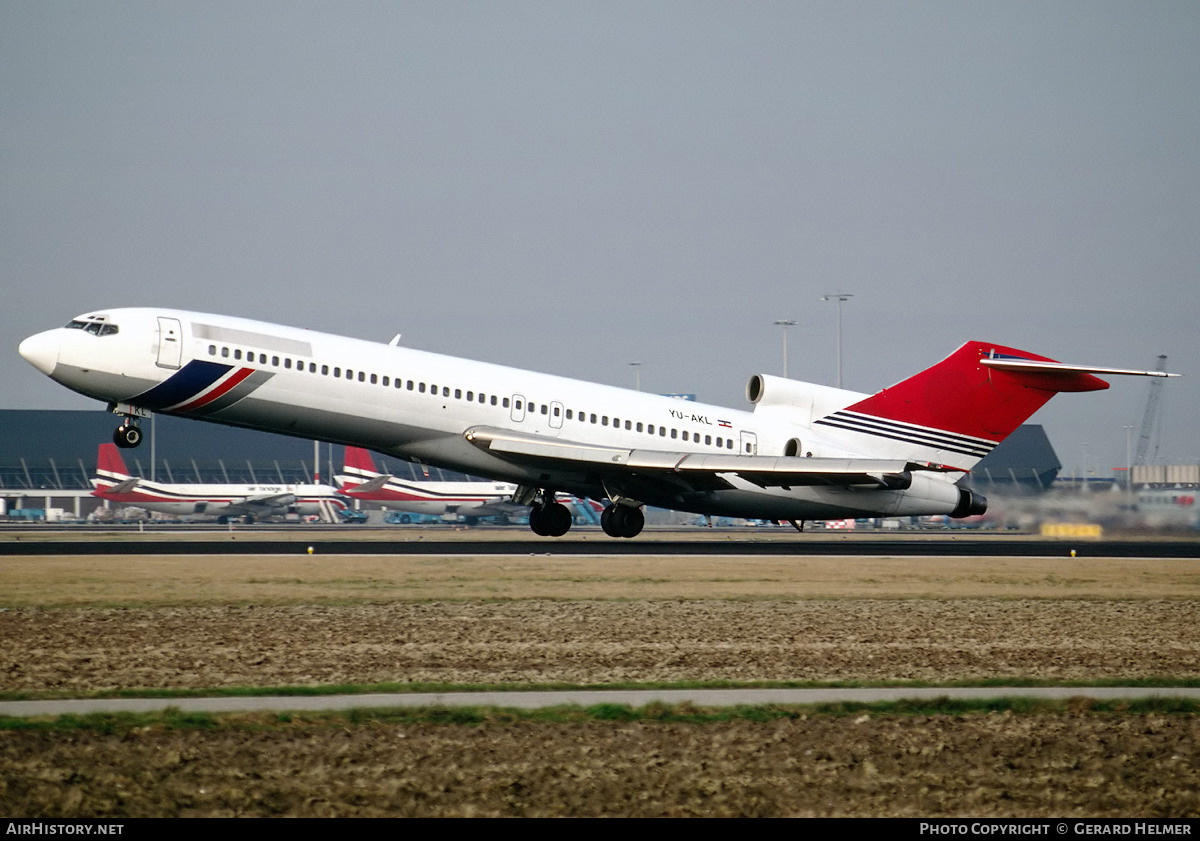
[980,358,1180,379]
[343,474,392,494]
[107,478,140,494]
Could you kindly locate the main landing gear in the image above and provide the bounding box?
[527,496,573,537]
[600,504,644,538]
[113,421,143,449]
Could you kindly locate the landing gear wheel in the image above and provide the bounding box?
[529,501,572,537]
[528,504,548,536]
[114,424,143,449]
[601,504,644,538]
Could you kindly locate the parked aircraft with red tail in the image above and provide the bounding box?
[91,442,347,523]
[337,445,520,521]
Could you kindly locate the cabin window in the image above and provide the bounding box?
[309,363,317,373]
[466,391,473,401]
[284,358,292,369]
[208,345,217,356]
[705,435,712,445]
[502,397,510,408]
[455,388,462,399]
[671,429,677,439]
[221,347,229,358]
[636,422,643,433]
[624,420,631,430]
[419,383,426,393]
[442,386,450,397]
[321,365,329,375]
[540,404,548,415]
[682,431,689,442]
[233,349,242,360]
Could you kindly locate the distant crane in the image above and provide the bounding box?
[1133,355,1168,465]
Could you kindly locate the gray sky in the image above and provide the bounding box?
[3,1,1197,475]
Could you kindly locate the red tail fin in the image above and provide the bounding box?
[844,342,1109,443]
[96,443,131,477]
[343,446,379,475]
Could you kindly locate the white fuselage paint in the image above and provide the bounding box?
[21,308,966,521]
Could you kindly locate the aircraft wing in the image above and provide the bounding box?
[458,499,526,517]
[464,427,961,494]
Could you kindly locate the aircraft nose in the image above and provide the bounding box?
[18,330,61,376]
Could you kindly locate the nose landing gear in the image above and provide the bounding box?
[113,422,143,449]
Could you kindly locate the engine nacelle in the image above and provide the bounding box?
[746,373,864,425]
[950,488,988,518]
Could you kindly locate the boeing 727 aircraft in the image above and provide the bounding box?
[20,309,1176,538]
[91,443,348,523]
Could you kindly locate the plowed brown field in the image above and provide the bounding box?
[2,539,1198,817]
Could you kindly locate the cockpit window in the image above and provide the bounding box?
[64,319,118,336]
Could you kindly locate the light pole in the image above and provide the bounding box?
[773,320,796,378]
[819,293,853,388]
[1124,425,1134,491]
[629,362,642,391]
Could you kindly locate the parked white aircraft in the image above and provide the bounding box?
[91,442,348,523]
[21,308,1176,538]
[337,446,521,521]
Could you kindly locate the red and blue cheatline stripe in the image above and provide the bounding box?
[127,360,274,414]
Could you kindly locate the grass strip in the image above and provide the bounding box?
[4,675,1200,703]
[2,696,1198,733]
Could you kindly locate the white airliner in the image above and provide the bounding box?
[337,445,521,522]
[20,308,1176,538]
[91,442,348,524]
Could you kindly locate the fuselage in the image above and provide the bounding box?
[20,307,969,522]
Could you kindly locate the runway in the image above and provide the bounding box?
[2,527,1198,557]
